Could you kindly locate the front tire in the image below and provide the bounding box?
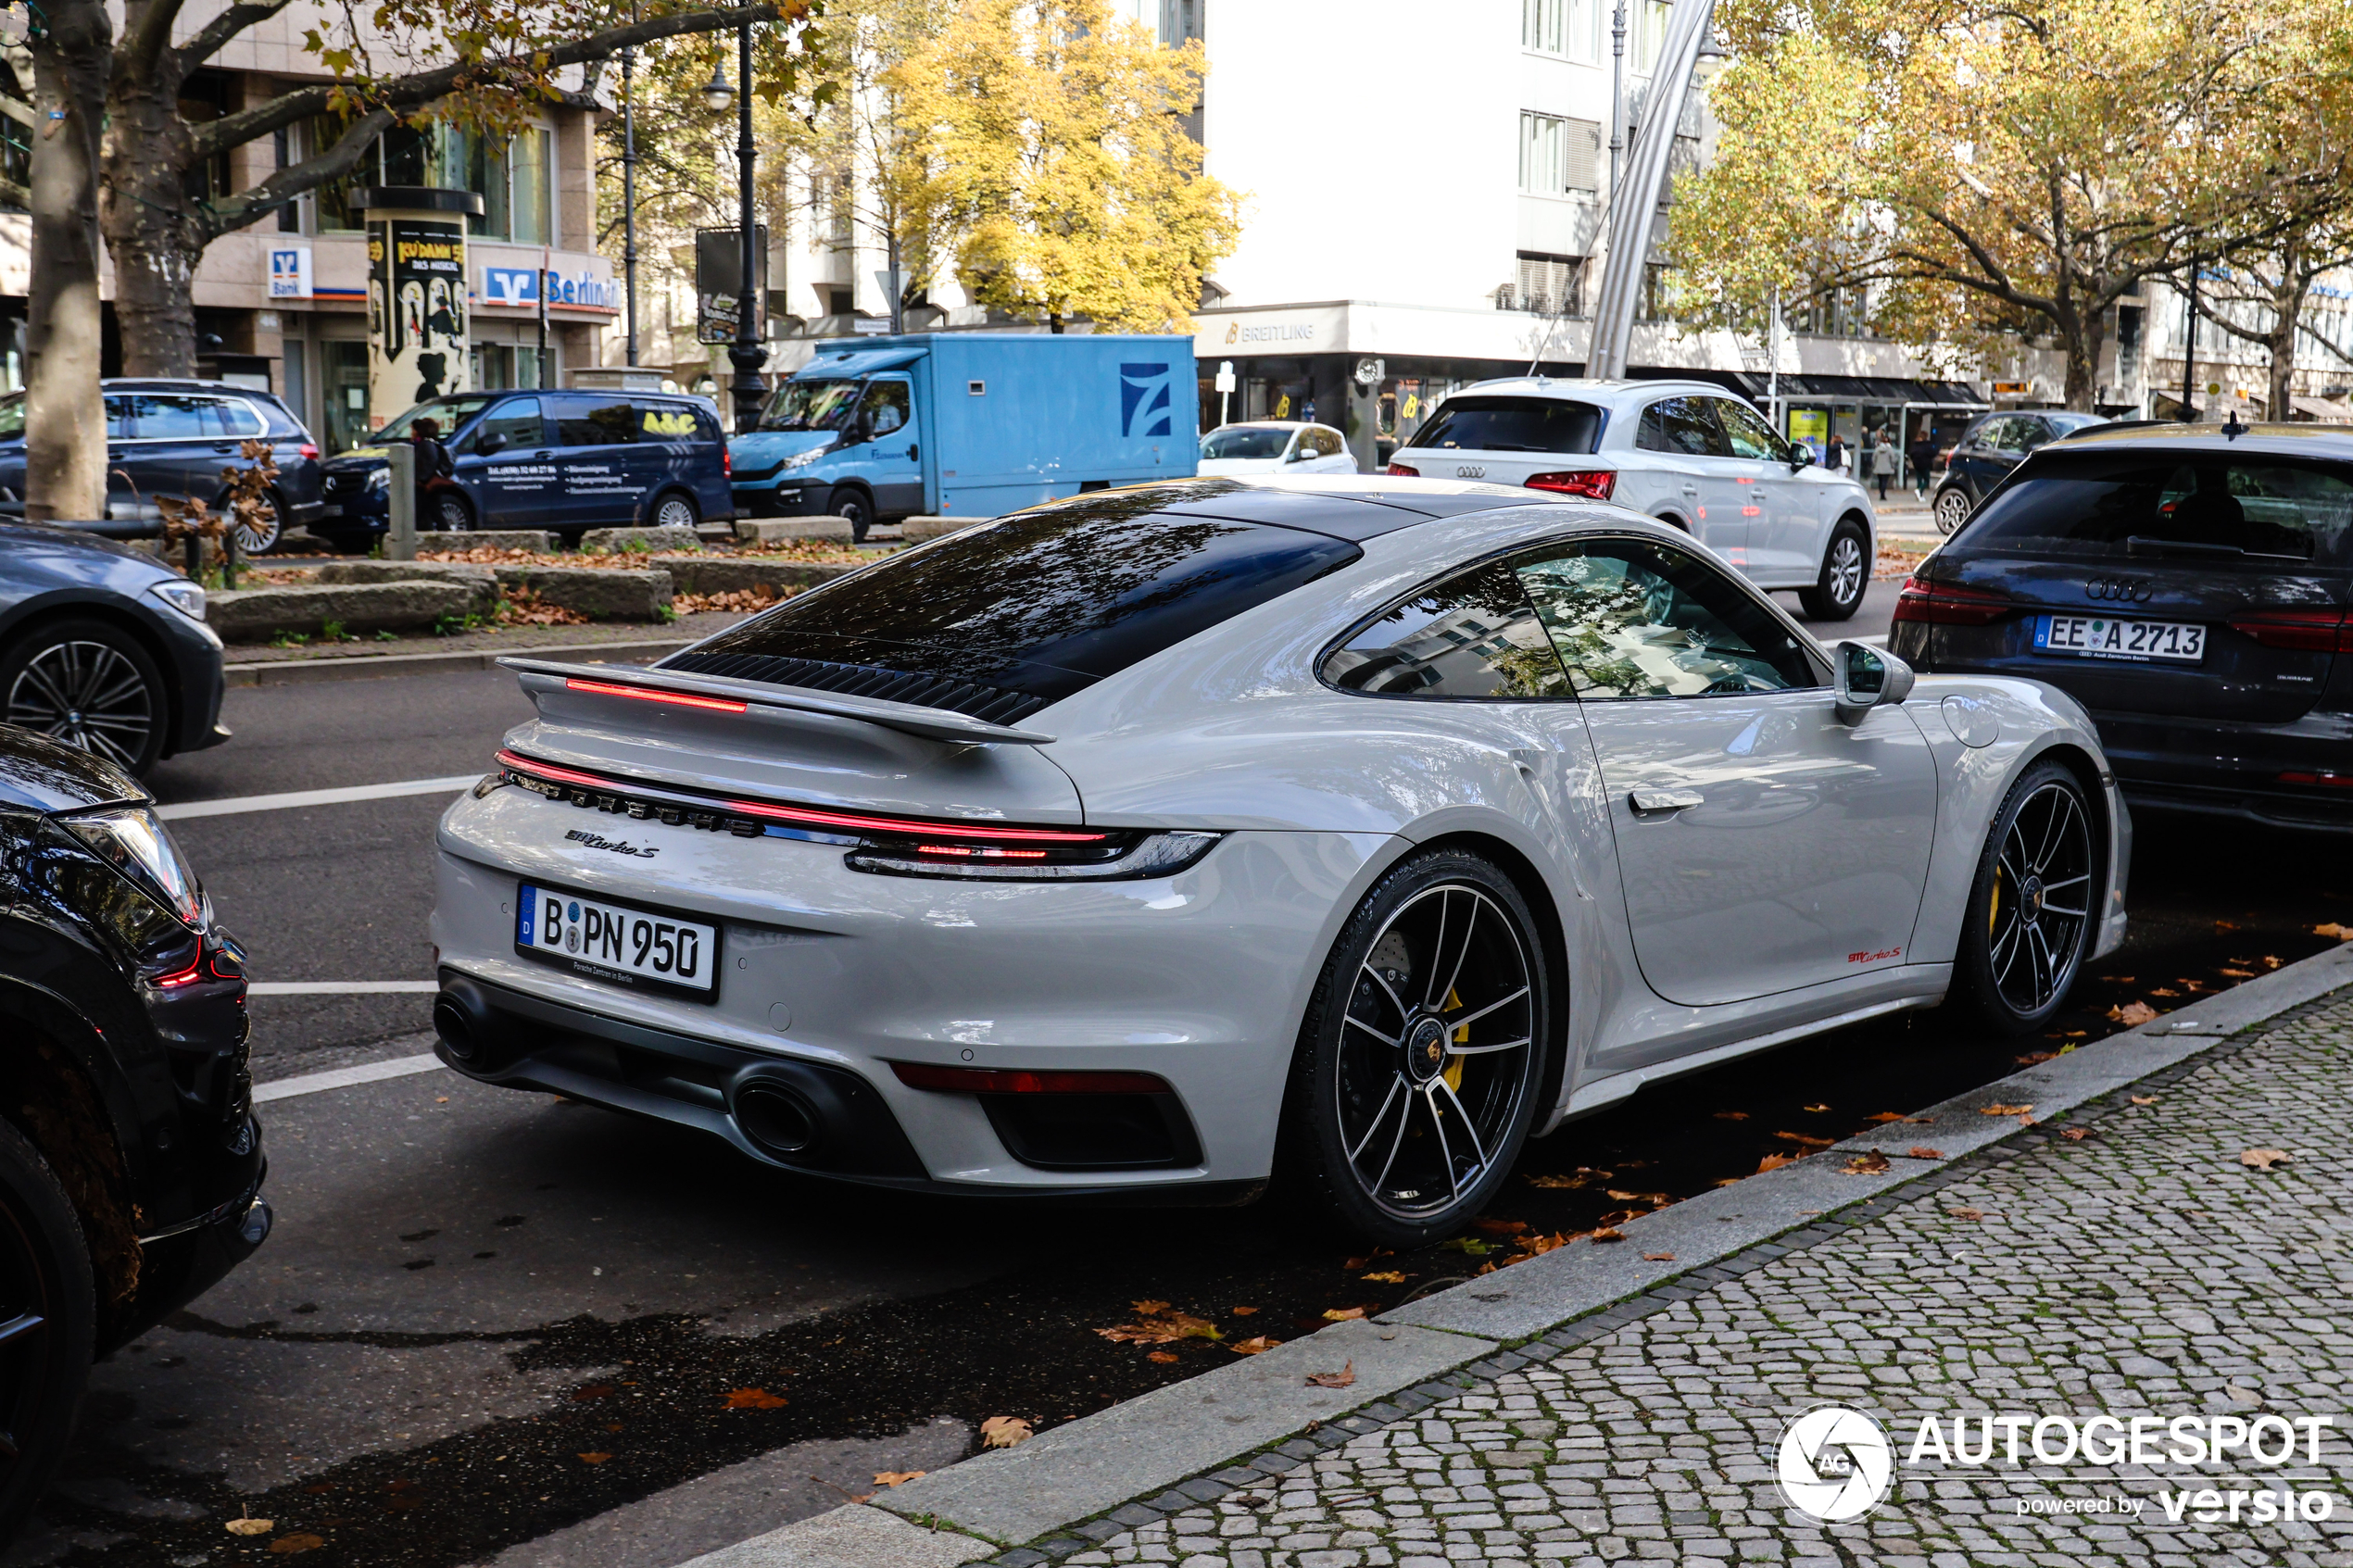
[832,487,873,545]
[1798,520,1869,621]
[0,1118,96,1549]
[433,492,475,533]
[1950,760,2096,1035]
[1933,485,1973,535]
[1283,849,1550,1246]
[0,620,170,776]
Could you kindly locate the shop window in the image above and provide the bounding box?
[321,341,371,454]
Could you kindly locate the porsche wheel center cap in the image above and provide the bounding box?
[2020,874,2045,921]
[1406,1017,1450,1081]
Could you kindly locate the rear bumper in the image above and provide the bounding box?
[2094,709,2353,832]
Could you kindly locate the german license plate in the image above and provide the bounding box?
[515,883,719,999]
[2033,614,2207,664]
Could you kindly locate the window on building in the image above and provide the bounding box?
[1515,253,1587,318]
[1525,0,1603,59]
[1635,0,1670,70]
[1521,113,1566,195]
[1636,263,1673,322]
[511,128,552,245]
[308,118,552,242]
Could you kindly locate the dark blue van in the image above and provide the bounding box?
[317,390,732,548]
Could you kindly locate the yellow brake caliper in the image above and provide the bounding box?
[1441,986,1467,1095]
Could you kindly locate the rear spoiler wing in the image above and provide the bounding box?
[497,658,1057,746]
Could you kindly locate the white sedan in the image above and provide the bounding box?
[1198,421,1358,476]
[1389,378,1881,620]
[428,475,2127,1244]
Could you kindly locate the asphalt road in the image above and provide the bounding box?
[15,586,2347,1565]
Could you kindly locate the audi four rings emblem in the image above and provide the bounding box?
[1454,465,1486,479]
[2084,577,2153,602]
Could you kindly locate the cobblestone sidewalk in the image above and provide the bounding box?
[1043,995,2353,1568]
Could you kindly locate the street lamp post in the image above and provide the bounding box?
[707,25,767,431]
[621,44,639,368]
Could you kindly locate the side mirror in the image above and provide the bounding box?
[1834,640,1914,723]
[1788,445,1815,470]
[1287,445,1312,463]
[474,431,508,456]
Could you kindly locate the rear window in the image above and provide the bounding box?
[1405,396,1602,456]
[663,497,1363,720]
[1962,450,2353,564]
[1202,427,1290,460]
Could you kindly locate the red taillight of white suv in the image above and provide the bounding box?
[1386,461,1419,477]
[1525,470,1616,500]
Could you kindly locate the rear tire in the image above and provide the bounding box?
[1933,485,1973,535]
[1949,760,2097,1035]
[0,620,170,776]
[650,491,700,532]
[0,1118,96,1549]
[223,488,283,556]
[1798,520,1869,621]
[1282,848,1550,1247]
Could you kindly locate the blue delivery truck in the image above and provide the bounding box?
[727,332,1197,540]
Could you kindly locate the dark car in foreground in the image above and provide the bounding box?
[0,723,269,1540]
[1895,421,2353,830]
[0,381,327,555]
[318,390,732,548]
[1931,408,2111,535]
[0,523,228,776]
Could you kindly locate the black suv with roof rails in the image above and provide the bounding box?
[1895,420,2353,830]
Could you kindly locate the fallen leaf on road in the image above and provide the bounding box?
[1595,1208,1640,1229]
[1755,1153,1795,1173]
[2131,1095,2158,1105]
[724,1388,788,1410]
[2061,1129,2089,1142]
[268,1537,326,1556]
[576,1452,611,1465]
[1907,1147,1946,1160]
[2215,921,2240,931]
[2108,1002,2159,1025]
[1472,1218,1529,1236]
[1131,1299,1170,1316]
[2218,968,2256,980]
[980,1416,1033,1448]
[1982,1104,2034,1117]
[1864,1111,1908,1123]
[1775,1131,1834,1150]
[1322,1306,1366,1321]
[1362,1270,1406,1284]
[2315,922,2353,940]
[1713,1111,1750,1121]
[1523,1173,1582,1187]
[1147,1351,1178,1363]
[1230,1306,1258,1315]
[226,1518,274,1537]
[1589,1228,1625,1243]
[1098,1311,1222,1345]
[2262,955,2282,969]
[1341,1249,1393,1269]
[1305,1361,1356,1389]
[875,1472,926,1487]
[1441,1236,1492,1255]
[1501,1231,1571,1263]
[1803,1103,1832,1113]
[2241,1148,2290,1171]
[1842,1151,1892,1174]
[1711,1176,1743,1187]
[1642,1252,1676,1261]
[2148,988,2180,997]
[1231,1336,1281,1355]
[2014,1052,2057,1066]
[1948,1207,1984,1221]
[1605,1189,1672,1206]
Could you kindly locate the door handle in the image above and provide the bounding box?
[1629,788,1704,814]
[1680,483,1699,495]
[535,450,552,458]
[907,443,918,461]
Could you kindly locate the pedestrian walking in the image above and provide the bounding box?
[409,417,455,529]
[1908,431,1939,498]
[1824,433,1846,475]
[1870,435,1897,499]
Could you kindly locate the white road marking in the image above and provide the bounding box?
[249,981,440,995]
[253,1052,446,1103]
[156,774,481,821]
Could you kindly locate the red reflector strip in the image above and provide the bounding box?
[496,749,1109,845]
[152,957,204,988]
[890,1061,1174,1095]
[2230,610,2348,652]
[564,677,749,713]
[915,844,1049,859]
[2279,771,2353,788]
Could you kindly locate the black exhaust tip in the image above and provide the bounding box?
[434,987,490,1062]
[734,1080,822,1159]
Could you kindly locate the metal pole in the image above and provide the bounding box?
[1766,285,1780,424]
[623,45,640,369]
[385,443,417,562]
[887,228,905,335]
[729,19,769,433]
[2181,267,2199,422]
[1607,0,1626,207]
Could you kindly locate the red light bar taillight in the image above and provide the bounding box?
[1386,462,1419,477]
[2279,771,2353,788]
[890,1062,1174,1095]
[723,447,733,478]
[297,443,320,459]
[2230,608,2351,652]
[563,677,749,713]
[1525,470,1616,500]
[1891,575,2014,626]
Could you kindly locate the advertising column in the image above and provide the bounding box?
[357,186,484,430]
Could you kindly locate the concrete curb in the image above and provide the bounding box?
[686,942,2353,1566]
[221,638,692,686]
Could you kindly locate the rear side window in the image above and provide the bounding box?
[1636,397,1725,458]
[666,500,1363,717]
[636,401,699,440]
[1963,451,2353,564]
[560,400,636,446]
[1322,562,1570,699]
[1408,396,1602,455]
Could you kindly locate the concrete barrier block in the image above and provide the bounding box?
[651,556,863,597]
[492,565,673,621]
[206,581,479,642]
[308,560,499,615]
[579,525,702,556]
[736,517,856,544]
[900,516,988,543]
[427,529,556,553]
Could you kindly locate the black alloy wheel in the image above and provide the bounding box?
[434,492,475,533]
[1288,848,1549,1245]
[0,621,169,775]
[1953,760,2096,1034]
[1800,521,1869,621]
[0,1118,95,1548]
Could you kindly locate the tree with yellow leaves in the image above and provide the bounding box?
[1671,0,2329,410]
[889,0,1240,332]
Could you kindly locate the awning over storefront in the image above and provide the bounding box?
[1630,366,1989,408]
[2291,394,2353,423]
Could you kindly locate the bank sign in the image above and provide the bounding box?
[268,245,312,300]
[481,266,619,310]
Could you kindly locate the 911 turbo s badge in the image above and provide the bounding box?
[565,829,659,858]
[1848,946,1902,965]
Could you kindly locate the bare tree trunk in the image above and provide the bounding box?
[101,21,204,379]
[25,0,112,522]
[2265,235,2307,423]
